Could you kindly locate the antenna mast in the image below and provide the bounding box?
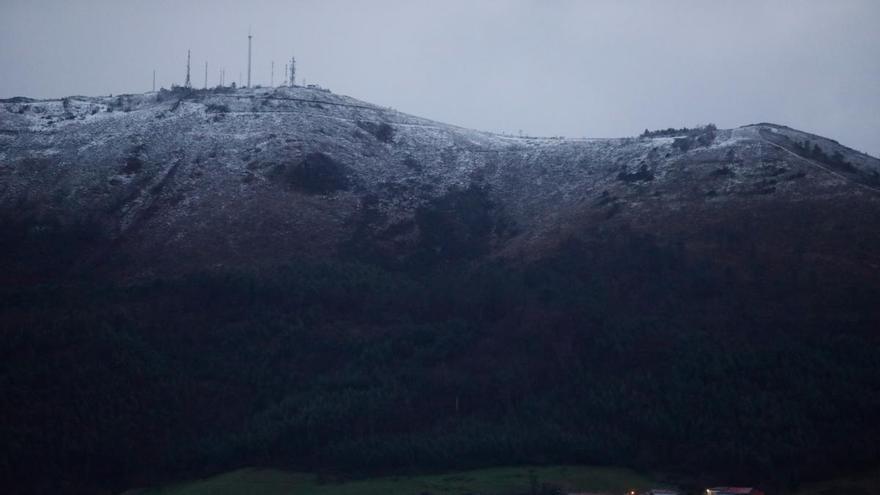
[247,27,252,88]
[289,56,296,87]
[184,50,192,88]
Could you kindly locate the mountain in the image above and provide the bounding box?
[2,87,880,494]
[3,86,879,280]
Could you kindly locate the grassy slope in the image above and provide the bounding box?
[125,465,660,495]
[123,465,880,495]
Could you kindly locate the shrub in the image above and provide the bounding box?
[270,152,350,194]
[357,121,395,143]
[618,163,655,182]
[793,140,857,173]
[641,124,716,139]
[205,103,230,113]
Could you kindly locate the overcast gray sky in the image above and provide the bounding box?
[2,0,878,155]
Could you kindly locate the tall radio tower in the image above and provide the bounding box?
[247,27,252,88]
[289,56,296,87]
[184,50,192,88]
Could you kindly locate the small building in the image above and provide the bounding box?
[305,84,331,93]
[707,488,764,495]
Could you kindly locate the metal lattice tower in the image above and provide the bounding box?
[184,50,192,88]
[247,27,252,88]
[289,56,296,87]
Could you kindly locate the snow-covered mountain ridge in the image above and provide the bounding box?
[2,87,879,280]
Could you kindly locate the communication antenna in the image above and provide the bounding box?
[289,56,296,87]
[184,50,192,88]
[247,27,252,88]
[283,63,288,86]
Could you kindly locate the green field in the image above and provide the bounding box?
[125,465,661,495]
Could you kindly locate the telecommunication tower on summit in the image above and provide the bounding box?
[247,27,253,88]
[184,50,192,88]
